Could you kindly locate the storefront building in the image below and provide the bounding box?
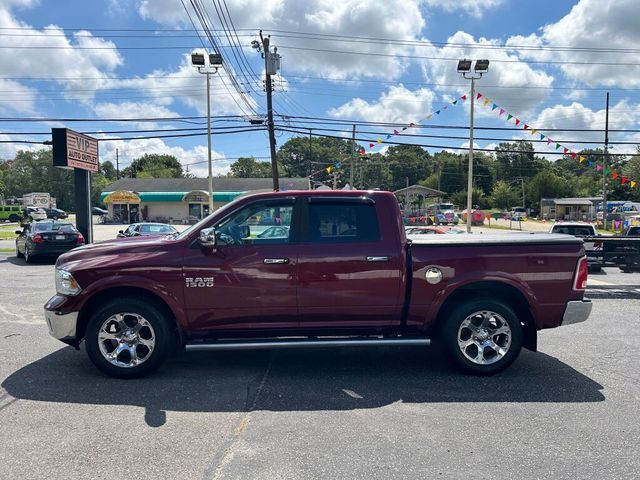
[99,177,310,224]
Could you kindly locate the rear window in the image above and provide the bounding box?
[308,203,379,243]
[552,225,596,236]
[35,222,76,232]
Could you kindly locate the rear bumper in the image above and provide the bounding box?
[32,244,79,255]
[562,299,592,326]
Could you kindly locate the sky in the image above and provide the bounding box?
[1,0,640,179]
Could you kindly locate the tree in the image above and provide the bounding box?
[489,180,519,209]
[121,154,184,178]
[384,145,432,191]
[494,141,545,181]
[525,170,573,207]
[228,157,274,178]
[622,150,640,202]
[100,160,117,181]
[277,136,357,182]
[450,188,488,210]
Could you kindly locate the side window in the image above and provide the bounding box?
[308,203,380,243]
[214,201,294,246]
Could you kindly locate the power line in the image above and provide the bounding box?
[275,126,637,157]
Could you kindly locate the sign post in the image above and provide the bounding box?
[52,128,99,244]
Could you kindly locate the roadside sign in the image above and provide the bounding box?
[52,128,99,173]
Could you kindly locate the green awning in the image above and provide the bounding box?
[99,191,245,203]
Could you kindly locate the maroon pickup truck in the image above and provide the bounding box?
[44,190,591,378]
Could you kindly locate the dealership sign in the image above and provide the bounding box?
[52,128,99,173]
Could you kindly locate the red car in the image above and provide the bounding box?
[406,226,448,235]
[45,190,591,378]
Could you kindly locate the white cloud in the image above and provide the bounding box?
[0,79,37,113]
[417,31,554,116]
[137,0,425,80]
[506,0,640,88]
[105,54,257,116]
[0,2,123,105]
[423,0,504,18]
[99,137,232,178]
[328,85,436,124]
[525,100,640,158]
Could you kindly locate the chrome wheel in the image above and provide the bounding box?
[97,313,156,368]
[457,310,512,365]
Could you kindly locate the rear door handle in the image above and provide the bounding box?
[366,256,390,262]
[264,258,290,264]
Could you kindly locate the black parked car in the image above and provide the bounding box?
[117,222,177,238]
[45,208,69,220]
[15,221,85,263]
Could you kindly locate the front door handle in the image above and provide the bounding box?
[366,256,390,262]
[264,258,290,264]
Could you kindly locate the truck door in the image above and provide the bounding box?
[182,198,300,333]
[297,196,405,328]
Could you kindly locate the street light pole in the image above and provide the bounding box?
[206,70,213,214]
[191,52,223,216]
[457,59,489,234]
[467,76,475,234]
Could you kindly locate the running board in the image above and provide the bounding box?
[185,337,431,352]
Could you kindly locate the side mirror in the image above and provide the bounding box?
[15,230,22,235]
[199,227,217,247]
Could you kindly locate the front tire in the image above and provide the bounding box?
[442,299,523,375]
[85,298,172,378]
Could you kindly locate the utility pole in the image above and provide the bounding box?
[521,177,525,210]
[115,148,119,180]
[258,31,281,191]
[603,92,610,230]
[350,124,356,188]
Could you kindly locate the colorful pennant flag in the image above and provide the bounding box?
[476,93,482,100]
[507,114,513,121]
[579,156,586,163]
[499,108,505,116]
[596,164,603,172]
[632,181,637,188]
[515,118,521,126]
[492,104,498,110]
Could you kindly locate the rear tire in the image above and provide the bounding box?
[9,214,20,223]
[24,244,34,263]
[441,299,523,375]
[15,242,23,258]
[85,298,172,378]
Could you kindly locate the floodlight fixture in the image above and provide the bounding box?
[209,53,223,67]
[474,59,490,73]
[457,59,472,73]
[191,53,205,66]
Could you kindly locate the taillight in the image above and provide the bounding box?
[573,256,588,291]
[76,234,85,244]
[32,234,44,244]
[594,241,602,249]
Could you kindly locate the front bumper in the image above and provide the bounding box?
[562,299,592,326]
[44,308,79,345]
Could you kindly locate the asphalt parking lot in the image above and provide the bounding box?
[1,253,639,479]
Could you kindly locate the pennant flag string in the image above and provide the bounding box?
[360,92,469,154]
[475,90,638,190]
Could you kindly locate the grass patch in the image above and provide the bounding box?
[0,247,15,253]
[0,231,18,239]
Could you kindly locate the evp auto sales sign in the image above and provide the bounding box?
[52,128,99,173]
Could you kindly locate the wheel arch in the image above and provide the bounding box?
[434,280,537,351]
[76,286,184,347]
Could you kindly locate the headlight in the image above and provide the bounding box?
[55,269,82,296]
